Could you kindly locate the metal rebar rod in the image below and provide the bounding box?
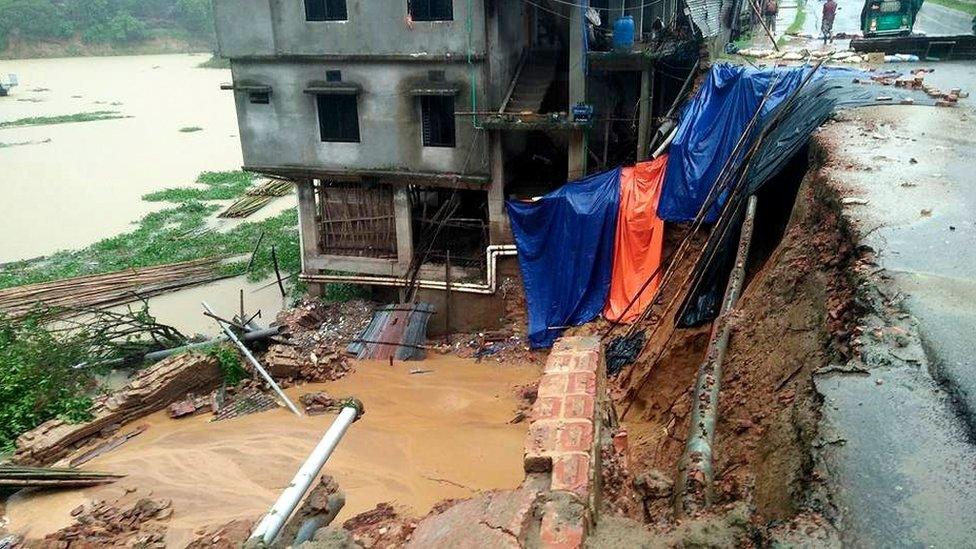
[248,401,364,546]
[675,195,758,517]
[202,301,301,417]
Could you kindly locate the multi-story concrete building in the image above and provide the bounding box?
[214,0,715,307]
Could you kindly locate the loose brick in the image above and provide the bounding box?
[551,453,591,496]
[524,420,558,472]
[561,394,594,420]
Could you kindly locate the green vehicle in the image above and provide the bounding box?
[861,0,924,36]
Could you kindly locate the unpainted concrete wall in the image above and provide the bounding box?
[214,0,487,58]
[230,60,490,176]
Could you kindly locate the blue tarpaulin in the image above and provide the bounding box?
[507,168,621,349]
[658,64,841,223]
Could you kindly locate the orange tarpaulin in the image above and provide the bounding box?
[604,155,668,324]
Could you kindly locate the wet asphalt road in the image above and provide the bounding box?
[800,0,974,38]
[816,102,976,547]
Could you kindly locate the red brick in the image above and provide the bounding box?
[551,453,591,496]
[540,501,586,549]
[524,420,558,472]
[537,373,569,398]
[557,420,593,453]
[544,353,576,373]
[561,394,594,420]
[532,396,562,421]
[575,349,601,373]
[566,371,596,395]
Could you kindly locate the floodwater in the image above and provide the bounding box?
[0,53,295,330]
[0,53,242,261]
[5,356,539,547]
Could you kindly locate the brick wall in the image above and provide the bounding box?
[524,336,604,549]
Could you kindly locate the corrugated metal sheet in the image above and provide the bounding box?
[686,0,723,37]
[346,303,435,361]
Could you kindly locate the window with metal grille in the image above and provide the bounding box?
[305,0,347,21]
[420,95,456,148]
[409,0,453,21]
[316,94,360,142]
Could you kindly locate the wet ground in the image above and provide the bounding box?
[5,355,539,547]
[816,103,976,546]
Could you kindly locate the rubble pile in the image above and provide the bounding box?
[447,329,537,364]
[211,381,280,421]
[15,352,222,465]
[268,298,373,383]
[29,497,173,548]
[299,392,347,416]
[184,520,253,548]
[339,503,416,548]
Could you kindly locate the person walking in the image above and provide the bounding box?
[763,0,778,35]
[822,0,838,44]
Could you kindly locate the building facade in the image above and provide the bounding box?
[215,0,712,295]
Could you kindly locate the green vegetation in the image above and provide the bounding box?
[0,304,186,452]
[142,170,252,202]
[179,126,203,133]
[0,312,94,451]
[197,55,231,69]
[785,0,808,35]
[209,344,247,386]
[0,0,215,52]
[0,111,128,129]
[926,0,976,16]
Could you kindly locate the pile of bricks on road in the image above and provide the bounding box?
[25,497,173,548]
[860,69,968,107]
[15,352,222,466]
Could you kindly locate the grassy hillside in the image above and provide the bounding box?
[0,0,215,58]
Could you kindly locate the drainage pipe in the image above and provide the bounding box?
[299,245,517,295]
[247,400,365,546]
[202,301,302,417]
[652,126,677,159]
[675,195,758,517]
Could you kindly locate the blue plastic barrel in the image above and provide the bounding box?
[613,15,635,51]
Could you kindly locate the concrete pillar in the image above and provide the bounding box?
[568,3,587,181]
[636,65,654,162]
[488,131,512,245]
[297,178,323,297]
[393,187,413,267]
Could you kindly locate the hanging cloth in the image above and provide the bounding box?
[507,168,622,349]
[604,156,668,324]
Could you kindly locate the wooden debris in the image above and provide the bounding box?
[218,179,292,218]
[0,258,227,320]
[0,465,123,488]
[69,425,148,467]
[15,352,222,465]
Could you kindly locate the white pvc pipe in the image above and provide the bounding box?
[652,126,677,158]
[299,245,518,295]
[201,301,302,417]
[249,405,361,545]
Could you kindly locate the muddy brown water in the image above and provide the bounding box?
[5,356,539,547]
